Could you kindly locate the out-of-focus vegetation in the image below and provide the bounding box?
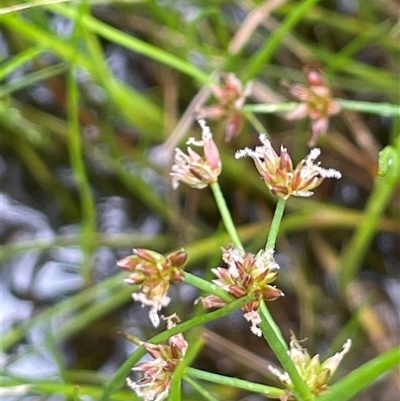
[1,0,399,400]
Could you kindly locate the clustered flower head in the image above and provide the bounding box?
[170,119,221,189]
[197,73,251,141]
[235,134,341,199]
[201,246,284,336]
[269,334,351,400]
[117,248,187,327]
[127,314,188,401]
[286,66,341,146]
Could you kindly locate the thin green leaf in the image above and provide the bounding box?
[339,139,400,290]
[47,3,213,85]
[243,0,322,81]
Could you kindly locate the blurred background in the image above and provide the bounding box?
[1,0,399,400]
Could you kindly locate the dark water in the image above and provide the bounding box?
[1,2,400,400]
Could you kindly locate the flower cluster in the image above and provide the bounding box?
[120,98,347,399]
[170,120,221,189]
[197,73,251,141]
[286,66,340,146]
[269,334,351,400]
[117,248,187,327]
[201,246,284,336]
[236,134,341,199]
[127,314,188,401]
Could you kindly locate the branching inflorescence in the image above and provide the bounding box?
[119,104,349,401]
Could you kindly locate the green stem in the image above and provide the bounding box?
[338,142,400,291]
[210,182,243,249]
[242,109,269,134]
[67,2,96,285]
[242,0,322,82]
[244,100,400,117]
[187,367,285,398]
[259,302,314,401]
[183,375,221,401]
[266,198,286,250]
[336,99,400,116]
[99,294,256,400]
[170,335,204,401]
[243,103,298,114]
[259,302,287,348]
[183,272,234,302]
[1,63,67,96]
[0,45,44,80]
[49,3,212,85]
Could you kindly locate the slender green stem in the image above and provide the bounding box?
[67,2,97,285]
[1,63,67,96]
[187,367,285,398]
[266,198,286,250]
[99,294,256,400]
[0,45,46,80]
[339,142,400,291]
[336,99,400,116]
[259,302,314,401]
[210,182,243,250]
[242,0,322,81]
[242,110,269,134]
[259,302,287,349]
[170,335,204,401]
[169,375,181,401]
[183,375,221,401]
[243,103,298,114]
[0,271,129,352]
[1,12,163,136]
[49,3,213,85]
[183,272,234,302]
[0,376,135,400]
[244,100,400,117]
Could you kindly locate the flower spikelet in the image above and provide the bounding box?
[126,314,188,401]
[170,120,221,189]
[236,135,341,199]
[268,334,352,399]
[201,246,284,336]
[197,73,251,141]
[286,66,340,146]
[117,249,187,327]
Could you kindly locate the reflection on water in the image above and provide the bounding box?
[2,4,399,398]
[0,190,146,396]
[1,279,33,332]
[1,193,53,238]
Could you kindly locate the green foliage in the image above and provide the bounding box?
[1,0,399,400]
